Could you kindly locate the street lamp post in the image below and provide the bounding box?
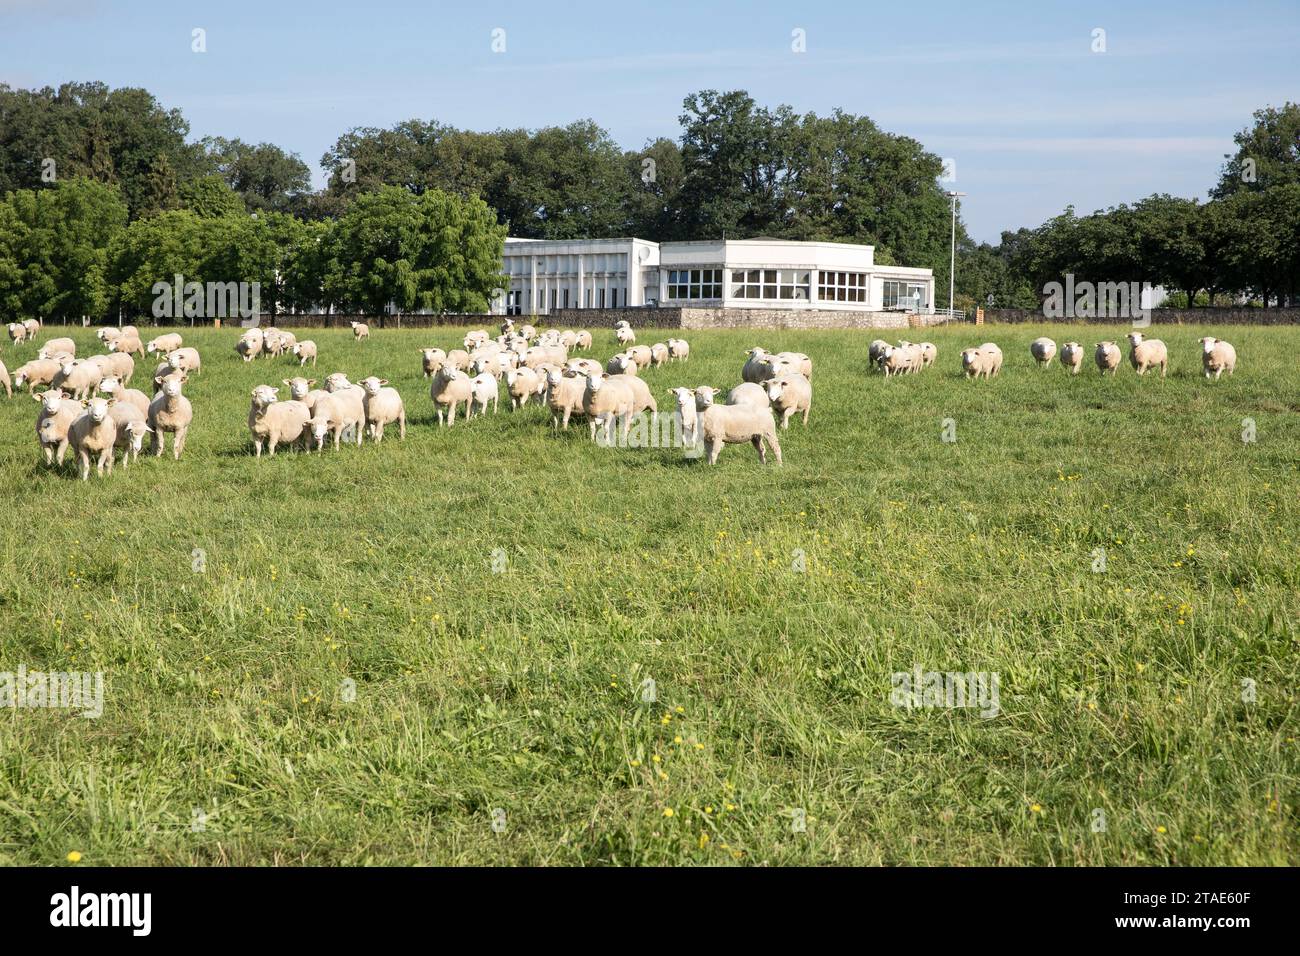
[946,190,966,316]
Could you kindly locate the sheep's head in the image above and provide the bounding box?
[585,372,607,393]
[764,378,786,403]
[56,354,77,370]
[358,377,386,396]
[693,386,719,408]
[308,414,333,445]
[39,389,66,413]
[350,322,360,330]
[668,387,694,409]
[166,352,184,370]
[545,368,565,388]
[1199,336,1217,353]
[960,348,978,368]
[84,397,110,422]
[146,341,158,354]
[98,376,120,394]
[324,373,351,392]
[124,419,151,451]
[747,347,768,360]
[251,385,278,407]
[1126,332,1144,347]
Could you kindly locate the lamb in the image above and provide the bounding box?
[38,337,76,360]
[111,327,146,359]
[692,386,722,411]
[147,374,193,459]
[1094,341,1122,376]
[350,321,370,342]
[305,390,365,451]
[545,368,587,429]
[882,345,920,377]
[292,340,318,367]
[607,353,638,376]
[918,343,937,368]
[322,373,368,438]
[741,348,773,384]
[979,343,1004,375]
[960,346,1001,380]
[146,333,184,355]
[727,382,770,410]
[419,348,448,377]
[558,330,577,349]
[1126,332,1168,377]
[23,318,40,338]
[430,366,472,425]
[582,372,636,443]
[518,324,536,341]
[626,345,653,369]
[463,329,489,350]
[667,387,699,447]
[11,358,61,391]
[505,366,544,409]
[573,330,593,350]
[34,388,83,466]
[467,373,500,418]
[763,373,812,428]
[1198,336,1237,380]
[108,402,151,468]
[698,403,782,466]
[248,385,311,456]
[96,327,120,349]
[615,325,636,346]
[1060,342,1084,374]
[166,347,202,376]
[666,338,690,362]
[236,330,263,362]
[565,358,603,377]
[97,375,150,416]
[1029,337,1057,368]
[52,357,103,400]
[7,322,27,345]
[67,397,118,480]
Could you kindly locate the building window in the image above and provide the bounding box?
[611,287,618,308]
[666,268,723,300]
[882,280,928,310]
[564,288,570,309]
[818,270,868,303]
[599,288,606,308]
[730,269,810,300]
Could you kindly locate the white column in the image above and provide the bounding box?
[529,259,537,317]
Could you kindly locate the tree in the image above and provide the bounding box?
[200,137,311,213]
[1213,102,1300,198]
[179,174,246,218]
[320,185,506,315]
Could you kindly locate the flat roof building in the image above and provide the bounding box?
[498,237,934,317]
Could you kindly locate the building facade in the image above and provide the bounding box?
[498,237,934,316]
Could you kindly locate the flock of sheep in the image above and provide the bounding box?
[870,331,1239,381]
[1,314,1243,480]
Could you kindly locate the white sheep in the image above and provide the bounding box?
[292,340,318,367]
[34,388,82,466]
[249,385,311,456]
[166,347,202,376]
[353,376,406,442]
[419,347,447,377]
[97,375,150,416]
[582,372,635,443]
[573,330,593,350]
[236,330,263,362]
[1030,337,1057,368]
[1094,341,1122,376]
[0,356,9,399]
[545,368,587,429]
[147,374,193,459]
[1126,332,1168,377]
[615,325,636,346]
[468,373,500,418]
[666,338,690,362]
[741,348,772,384]
[67,397,118,480]
[960,346,1000,380]
[53,356,102,400]
[1060,342,1084,374]
[565,358,603,377]
[38,337,76,360]
[108,402,151,468]
[111,327,146,359]
[350,321,370,342]
[283,377,327,414]
[7,323,28,345]
[774,351,814,379]
[87,351,135,386]
[1198,336,1237,380]
[505,367,544,409]
[146,333,183,355]
[698,403,782,466]
[727,382,770,410]
[626,345,653,369]
[667,387,699,446]
[11,358,60,392]
[430,366,472,425]
[692,386,722,411]
[763,373,812,428]
[606,353,638,376]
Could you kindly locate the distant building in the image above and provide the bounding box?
[498,237,934,316]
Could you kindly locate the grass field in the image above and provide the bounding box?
[0,321,1296,866]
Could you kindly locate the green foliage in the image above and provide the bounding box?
[320,186,506,315]
[200,137,312,214]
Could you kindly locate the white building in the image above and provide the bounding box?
[498,237,934,316]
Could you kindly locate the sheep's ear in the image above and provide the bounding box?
[144,424,154,432]
[379,379,389,386]
[282,379,291,386]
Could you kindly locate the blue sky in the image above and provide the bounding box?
[2,0,1297,242]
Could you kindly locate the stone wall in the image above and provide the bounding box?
[984,307,1300,325]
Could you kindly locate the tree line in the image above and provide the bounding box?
[0,81,1296,321]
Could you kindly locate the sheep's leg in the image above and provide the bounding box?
[79,450,90,480]
[268,438,277,457]
[802,405,809,426]
[781,408,792,430]
[42,444,53,466]
[57,439,69,465]
[752,436,765,463]
[770,432,783,465]
[102,448,112,476]
[254,438,263,458]
[706,439,721,465]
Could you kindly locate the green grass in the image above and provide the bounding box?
[0,321,1296,866]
